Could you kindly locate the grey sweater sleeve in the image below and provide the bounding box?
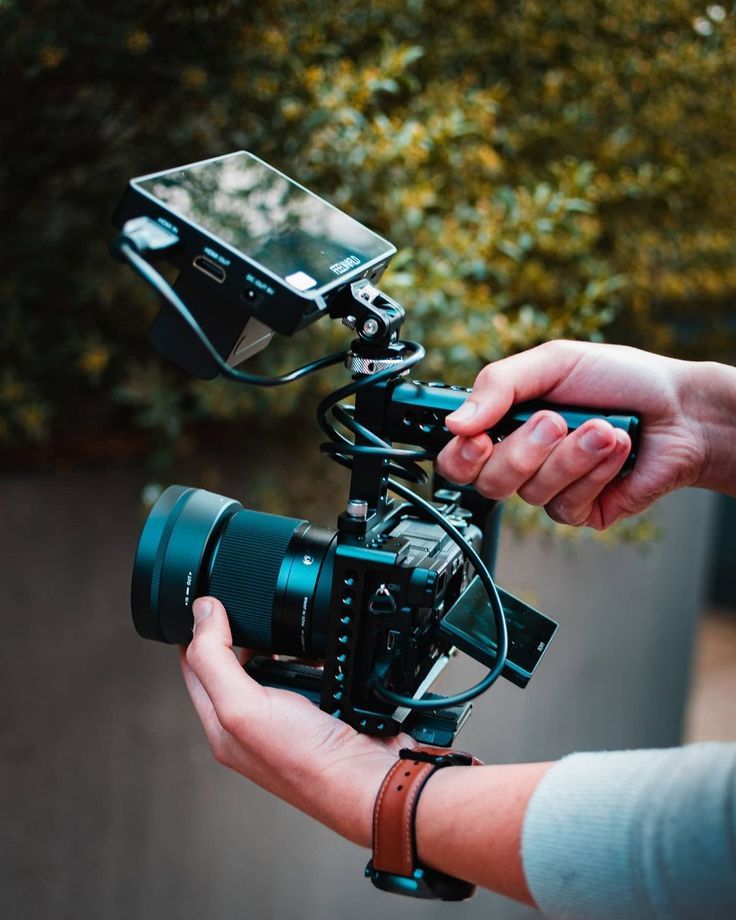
[521,743,736,919]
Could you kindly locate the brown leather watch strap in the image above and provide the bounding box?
[372,745,482,877]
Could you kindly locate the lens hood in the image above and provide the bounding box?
[131,485,242,643]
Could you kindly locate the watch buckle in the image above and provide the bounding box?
[365,861,476,901]
[398,747,474,767]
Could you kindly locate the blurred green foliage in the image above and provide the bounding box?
[2,0,735,453]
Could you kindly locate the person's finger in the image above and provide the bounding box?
[445,342,581,437]
[469,411,568,500]
[186,596,269,736]
[435,433,493,485]
[543,429,631,527]
[516,419,619,506]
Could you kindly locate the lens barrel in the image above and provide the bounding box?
[132,485,335,656]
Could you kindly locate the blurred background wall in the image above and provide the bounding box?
[2,2,735,918]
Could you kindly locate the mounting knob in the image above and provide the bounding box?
[344,350,411,376]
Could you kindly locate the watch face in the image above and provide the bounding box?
[135,152,394,290]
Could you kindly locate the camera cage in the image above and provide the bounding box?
[113,186,640,747]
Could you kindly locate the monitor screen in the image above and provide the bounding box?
[136,152,393,290]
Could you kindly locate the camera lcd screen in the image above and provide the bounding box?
[440,576,557,686]
[135,152,394,291]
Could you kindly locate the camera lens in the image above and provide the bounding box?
[132,485,336,656]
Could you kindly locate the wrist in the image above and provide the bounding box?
[684,361,736,495]
[314,752,395,848]
[414,761,552,904]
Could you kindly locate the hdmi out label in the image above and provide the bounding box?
[204,246,231,266]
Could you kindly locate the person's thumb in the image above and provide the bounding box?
[188,596,265,723]
[192,595,233,647]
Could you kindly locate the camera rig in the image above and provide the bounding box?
[113,156,640,748]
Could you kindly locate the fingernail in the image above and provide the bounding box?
[461,437,487,461]
[614,431,630,453]
[531,416,565,447]
[447,400,478,424]
[192,598,213,624]
[580,428,611,452]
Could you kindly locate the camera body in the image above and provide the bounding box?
[247,490,483,743]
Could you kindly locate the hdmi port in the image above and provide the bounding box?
[193,255,226,283]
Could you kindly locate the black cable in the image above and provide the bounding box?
[320,405,429,484]
[113,238,346,386]
[368,478,508,709]
[316,342,431,484]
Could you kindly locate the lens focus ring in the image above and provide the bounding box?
[208,509,305,650]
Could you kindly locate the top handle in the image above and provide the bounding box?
[383,380,640,476]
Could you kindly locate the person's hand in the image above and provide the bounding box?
[436,340,716,530]
[180,595,416,847]
[181,596,551,904]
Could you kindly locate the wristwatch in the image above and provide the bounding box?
[365,745,483,900]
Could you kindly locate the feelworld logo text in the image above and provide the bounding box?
[329,254,361,276]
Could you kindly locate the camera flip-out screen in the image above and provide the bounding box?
[135,151,393,292]
[440,576,558,688]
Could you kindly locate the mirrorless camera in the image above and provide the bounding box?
[113,151,640,746]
